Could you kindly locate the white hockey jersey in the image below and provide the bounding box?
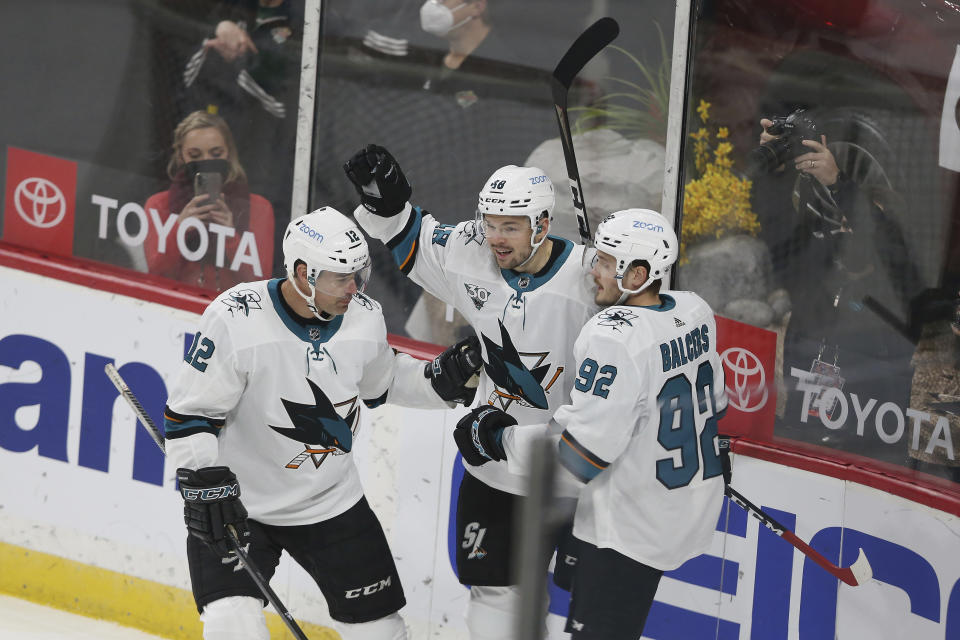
[510,291,728,570]
[164,279,449,526]
[356,204,598,494]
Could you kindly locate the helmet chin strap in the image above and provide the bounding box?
[512,225,547,270]
[615,275,654,305]
[291,275,335,322]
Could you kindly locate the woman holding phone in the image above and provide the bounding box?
[144,111,274,291]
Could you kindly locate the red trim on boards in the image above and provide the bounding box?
[731,437,960,517]
[2,242,958,517]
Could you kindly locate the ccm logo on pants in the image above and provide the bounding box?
[345,577,392,598]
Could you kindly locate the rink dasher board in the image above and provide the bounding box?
[1,267,960,639]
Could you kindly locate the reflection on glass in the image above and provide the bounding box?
[679,0,960,486]
[143,111,275,291]
[0,1,303,292]
[312,2,676,338]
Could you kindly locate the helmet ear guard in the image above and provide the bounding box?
[593,208,678,303]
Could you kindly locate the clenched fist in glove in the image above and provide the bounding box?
[177,466,251,558]
[454,406,516,466]
[426,335,484,405]
[343,144,412,217]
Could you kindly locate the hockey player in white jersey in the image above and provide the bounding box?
[344,145,598,639]
[453,209,729,639]
[164,206,483,640]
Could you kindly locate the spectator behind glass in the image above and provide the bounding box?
[751,114,916,454]
[178,1,302,277]
[144,111,274,291]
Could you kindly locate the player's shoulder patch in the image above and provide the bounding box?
[351,291,382,313]
[219,286,266,319]
[455,219,486,248]
[593,306,640,334]
[209,281,268,321]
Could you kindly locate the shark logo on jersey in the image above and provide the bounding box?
[481,320,557,410]
[352,292,375,310]
[284,396,360,469]
[270,379,355,460]
[464,283,492,310]
[458,220,484,246]
[597,308,638,332]
[222,289,263,317]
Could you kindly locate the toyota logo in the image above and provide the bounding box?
[720,347,768,413]
[14,177,66,228]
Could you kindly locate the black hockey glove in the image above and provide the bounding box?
[454,406,515,466]
[718,434,732,485]
[426,335,483,405]
[343,144,412,217]
[177,466,251,558]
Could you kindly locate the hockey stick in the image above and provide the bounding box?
[104,363,310,640]
[551,17,620,253]
[725,485,872,586]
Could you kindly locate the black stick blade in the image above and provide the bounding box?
[552,17,620,92]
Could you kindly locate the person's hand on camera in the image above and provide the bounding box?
[207,197,235,228]
[204,20,258,63]
[179,194,219,222]
[759,118,778,145]
[794,135,840,187]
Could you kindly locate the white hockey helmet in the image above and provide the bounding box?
[593,208,678,302]
[282,207,371,319]
[476,165,555,251]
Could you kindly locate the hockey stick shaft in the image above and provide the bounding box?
[551,17,620,248]
[104,363,310,640]
[725,485,871,586]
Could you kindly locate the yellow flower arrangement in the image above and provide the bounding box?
[681,100,760,261]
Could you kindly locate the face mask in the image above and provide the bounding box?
[420,0,472,37]
[184,158,230,180]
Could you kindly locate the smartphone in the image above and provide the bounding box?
[194,171,223,204]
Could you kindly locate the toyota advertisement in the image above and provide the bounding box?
[2,145,265,282]
[3,147,78,257]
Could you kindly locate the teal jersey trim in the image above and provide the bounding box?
[268,278,344,344]
[499,236,573,294]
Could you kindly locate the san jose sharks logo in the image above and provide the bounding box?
[352,292,375,310]
[222,289,263,317]
[597,308,638,332]
[481,320,563,410]
[269,378,359,470]
[458,220,484,246]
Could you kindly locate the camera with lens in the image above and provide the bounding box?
[747,108,818,175]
